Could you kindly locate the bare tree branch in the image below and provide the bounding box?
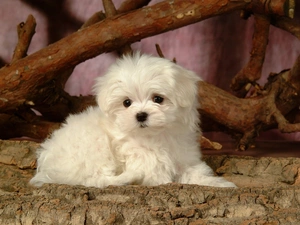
[0,0,298,150]
[199,54,300,150]
[11,15,36,63]
[102,0,132,55]
[231,14,270,95]
[1,0,288,113]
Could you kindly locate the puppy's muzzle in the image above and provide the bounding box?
[136,112,148,122]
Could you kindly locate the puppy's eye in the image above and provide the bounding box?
[152,95,164,104]
[123,99,132,108]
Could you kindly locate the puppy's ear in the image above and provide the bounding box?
[93,76,110,114]
[173,66,201,108]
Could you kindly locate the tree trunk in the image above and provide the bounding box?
[0,140,300,224]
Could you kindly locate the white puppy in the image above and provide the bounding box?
[30,53,236,188]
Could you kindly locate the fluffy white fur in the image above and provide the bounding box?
[30,53,236,188]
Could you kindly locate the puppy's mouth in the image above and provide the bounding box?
[139,123,148,128]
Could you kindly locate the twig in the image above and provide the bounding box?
[200,136,222,150]
[11,15,36,63]
[274,110,300,133]
[155,44,165,58]
[81,12,106,29]
[103,0,117,16]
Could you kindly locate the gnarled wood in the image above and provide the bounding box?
[1,140,300,224]
[0,0,298,150]
[0,0,289,113]
[231,14,270,95]
[199,55,300,150]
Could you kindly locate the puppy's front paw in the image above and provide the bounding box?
[204,176,237,188]
[182,175,237,188]
[112,171,144,186]
[214,179,237,188]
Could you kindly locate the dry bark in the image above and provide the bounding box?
[102,0,133,55]
[0,0,293,113]
[1,140,300,224]
[0,0,299,150]
[231,14,270,96]
[199,56,300,150]
[11,15,36,63]
[1,1,300,222]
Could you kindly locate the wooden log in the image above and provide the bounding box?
[1,140,300,224]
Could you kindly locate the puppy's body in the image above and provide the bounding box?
[30,53,236,188]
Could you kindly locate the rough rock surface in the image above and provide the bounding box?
[0,140,300,224]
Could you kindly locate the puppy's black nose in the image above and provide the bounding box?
[136,112,148,122]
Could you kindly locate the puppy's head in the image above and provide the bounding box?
[93,52,201,134]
